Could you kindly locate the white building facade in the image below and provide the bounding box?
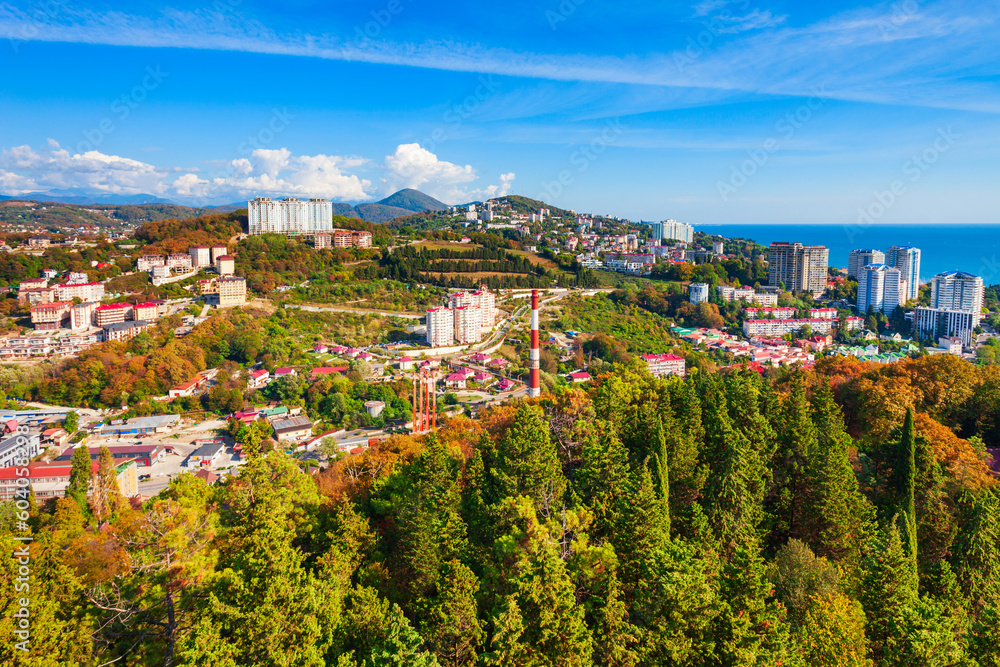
[248,197,334,235]
[886,246,921,303]
[848,249,885,279]
[857,264,906,315]
[425,307,454,347]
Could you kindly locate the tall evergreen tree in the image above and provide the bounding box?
[421,560,483,667]
[481,404,566,520]
[895,409,919,577]
[91,445,124,522]
[860,523,918,664]
[808,384,876,567]
[66,444,92,511]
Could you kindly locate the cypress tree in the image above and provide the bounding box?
[896,409,918,576]
[807,384,876,567]
[66,444,92,511]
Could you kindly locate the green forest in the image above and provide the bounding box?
[3,355,1000,666]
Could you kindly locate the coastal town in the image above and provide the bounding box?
[0,194,995,506]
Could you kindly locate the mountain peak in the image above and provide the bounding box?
[376,189,449,212]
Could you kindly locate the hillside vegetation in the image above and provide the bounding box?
[5,357,1000,665]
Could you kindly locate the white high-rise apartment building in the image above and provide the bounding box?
[689,282,709,304]
[857,264,906,315]
[886,246,921,303]
[930,271,984,320]
[425,307,454,347]
[660,219,694,243]
[248,197,334,235]
[454,305,483,344]
[911,272,983,347]
[472,290,496,327]
[448,288,497,329]
[848,249,885,279]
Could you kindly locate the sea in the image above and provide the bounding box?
[697,224,1000,286]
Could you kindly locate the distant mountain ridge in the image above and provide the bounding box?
[0,188,452,223]
[8,189,174,205]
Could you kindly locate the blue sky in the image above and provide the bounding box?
[1,0,998,223]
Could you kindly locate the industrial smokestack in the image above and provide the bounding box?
[529,289,541,398]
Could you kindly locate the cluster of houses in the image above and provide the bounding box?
[137,245,234,283]
[0,408,174,502]
[674,326,824,367]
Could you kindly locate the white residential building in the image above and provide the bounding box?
[743,317,863,338]
[454,305,483,344]
[53,281,105,302]
[886,246,921,303]
[847,249,886,279]
[857,264,907,315]
[189,246,210,267]
[425,307,454,347]
[913,308,978,348]
[137,255,165,271]
[689,283,709,304]
[248,197,334,235]
[660,219,694,243]
[745,307,798,319]
[718,285,778,307]
[448,289,497,329]
[929,271,984,323]
[70,301,98,330]
[167,254,193,270]
[640,353,686,378]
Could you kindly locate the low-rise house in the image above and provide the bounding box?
[188,442,225,467]
[444,373,467,389]
[640,353,686,378]
[248,368,270,388]
[271,415,313,442]
[569,371,592,383]
[273,367,297,378]
[55,444,165,467]
[169,376,208,398]
[192,469,220,485]
[96,414,179,436]
[312,366,348,377]
[41,428,70,448]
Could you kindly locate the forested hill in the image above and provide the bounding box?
[7,355,1000,665]
[133,210,246,253]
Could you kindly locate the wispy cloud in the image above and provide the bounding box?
[0,1,998,113]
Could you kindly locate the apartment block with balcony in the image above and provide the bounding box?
[248,197,333,235]
[217,276,247,306]
[30,301,72,330]
[95,303,133,327]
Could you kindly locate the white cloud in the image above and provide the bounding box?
[172,173,210,197]
[382,143,515,203]
[0,142,373,203]
[0,142,167,195]
[0,141,514,205]
[205,149,371,201]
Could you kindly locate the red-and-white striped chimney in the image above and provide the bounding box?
[529,289,541,398]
